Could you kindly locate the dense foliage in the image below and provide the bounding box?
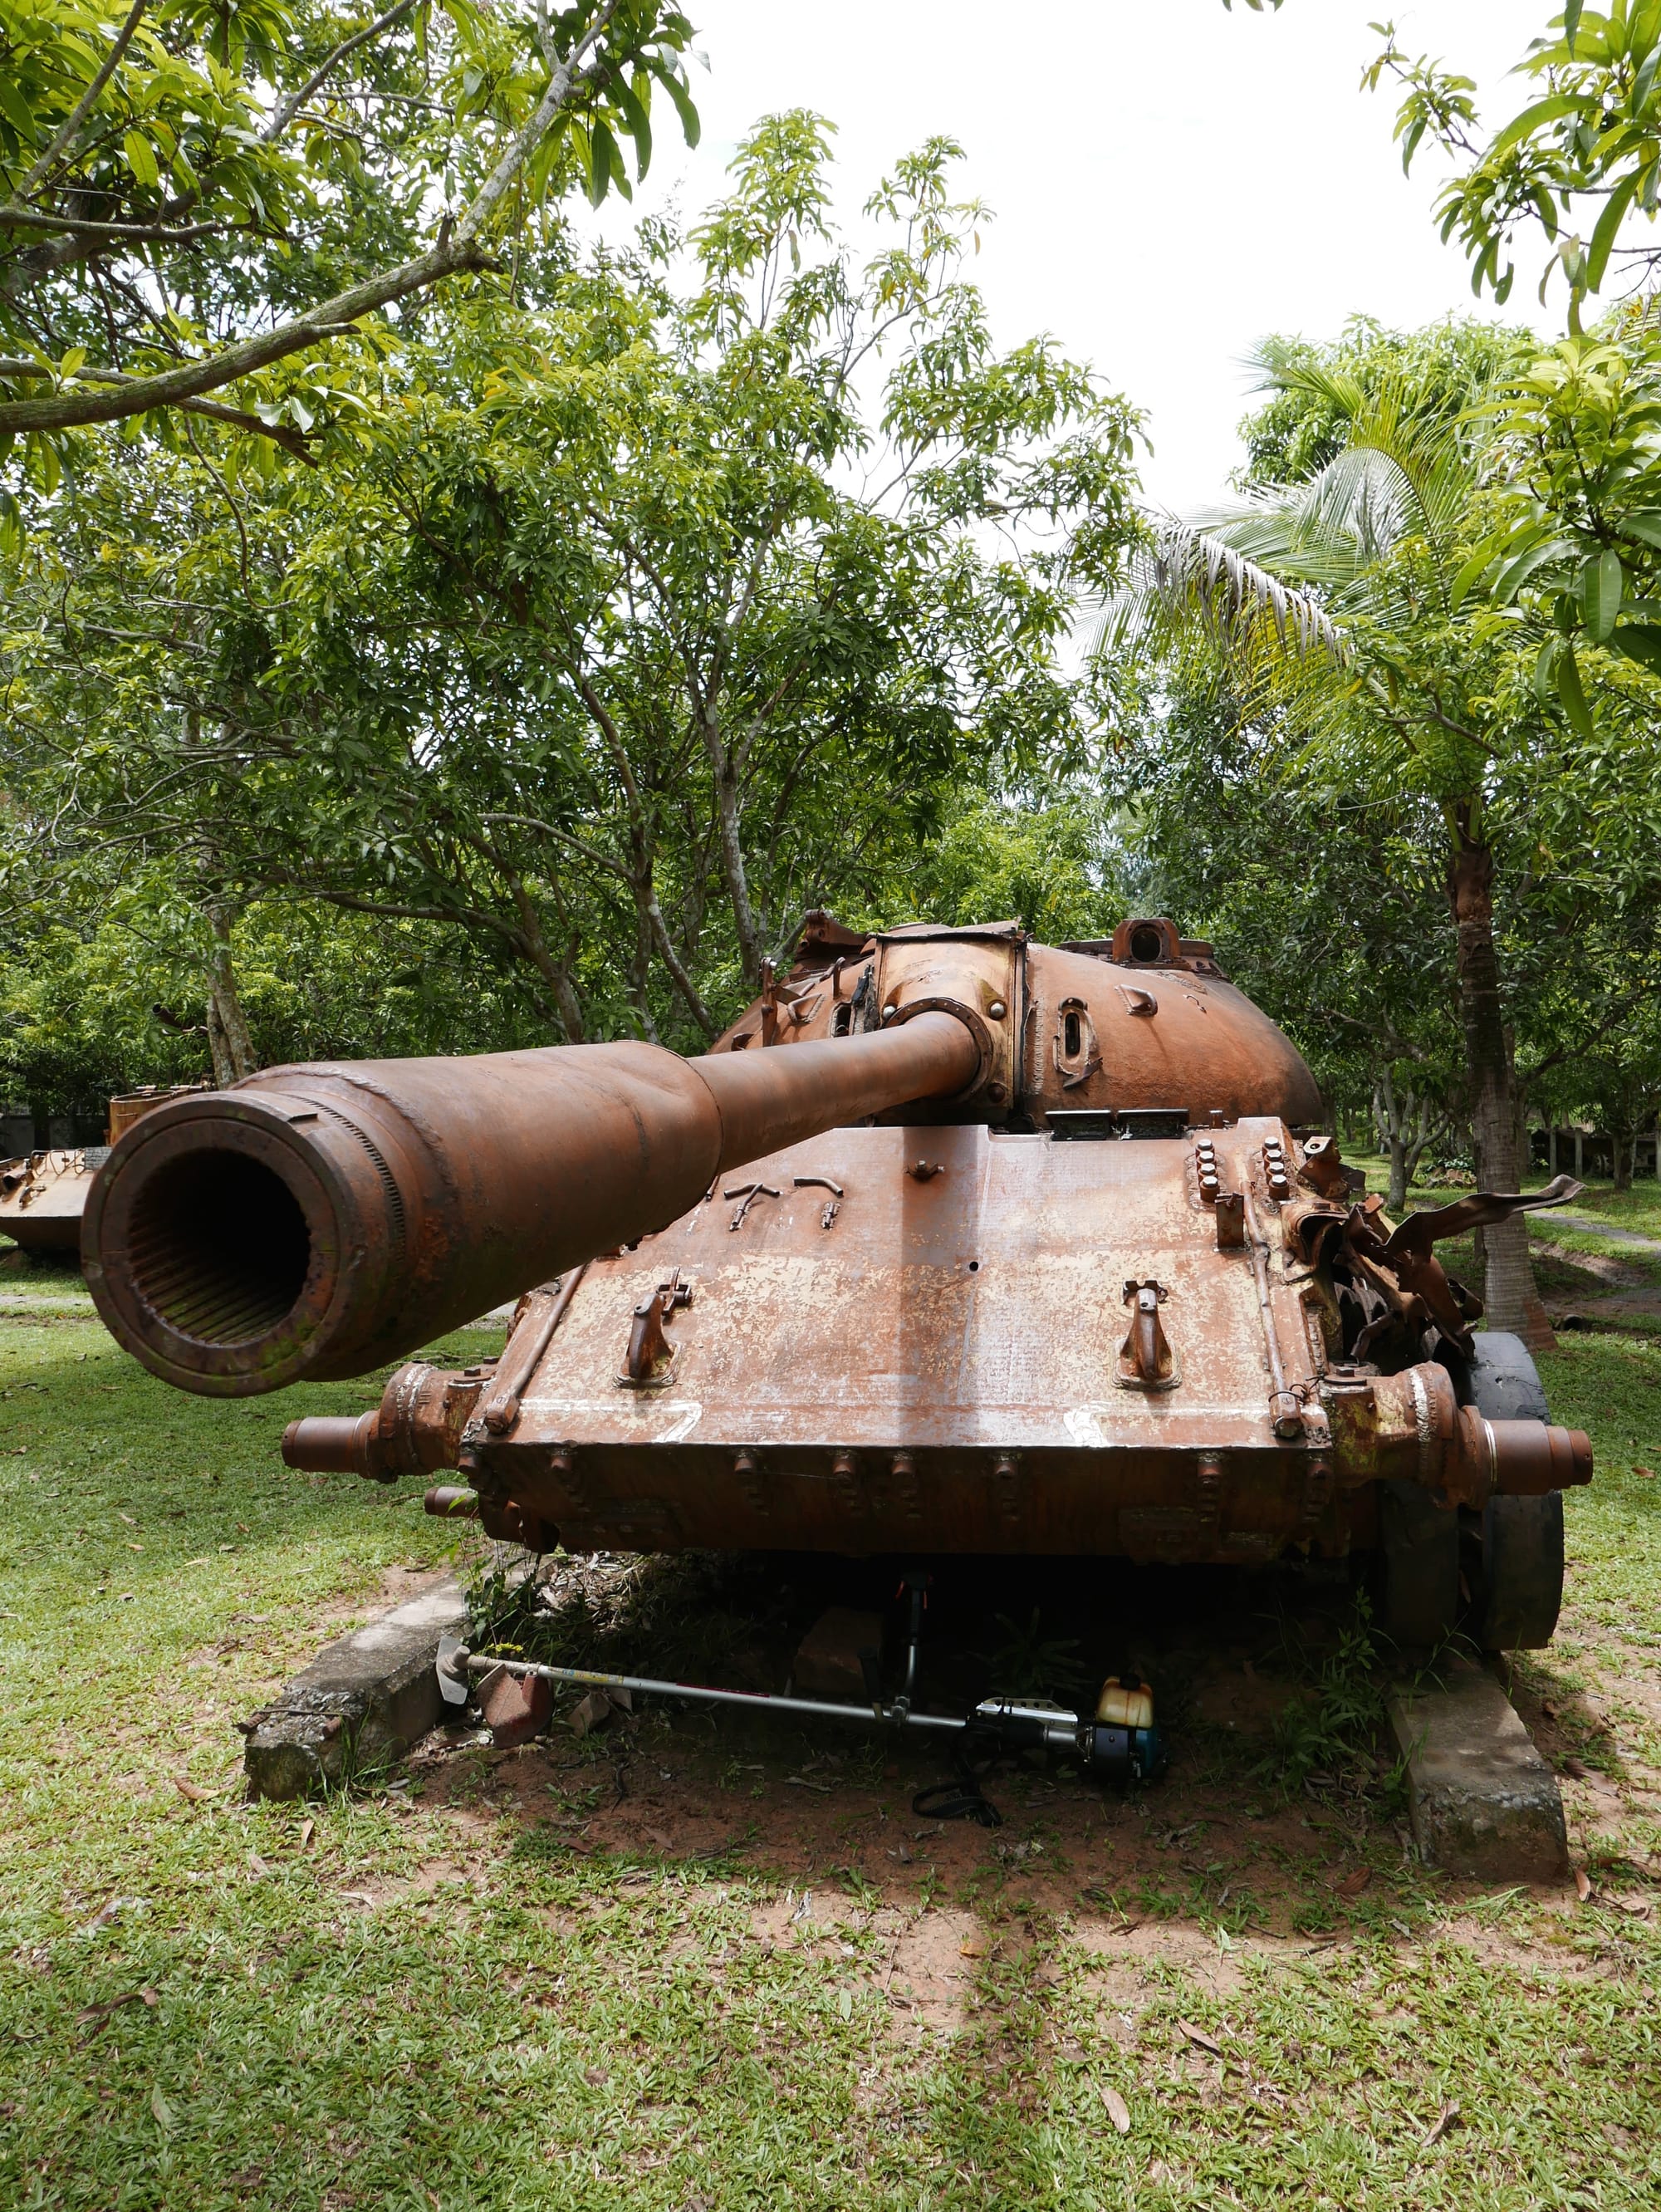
[0,0,702,524]
[2,113,1143,1088]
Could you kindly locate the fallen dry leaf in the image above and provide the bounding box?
[1563,1757,1588,1780]
[118,1513,137,1526]
[1100,2083,1131,2136]
[298,1817,315,1850]
[1575,1866,1594,1903]
[1177,2018,1224,2058]
[1634,1466,1654,1480]
[171,1776,216,1803]
[959,1937,987,1959]
[1334,1866,1372,1899]
[76,1988,159,2036]
[1421,2100,1461,2149]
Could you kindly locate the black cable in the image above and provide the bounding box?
[911,1733,1004,1827]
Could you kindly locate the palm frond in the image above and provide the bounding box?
[1093,515,1345,689]
[1244,346,1487,567]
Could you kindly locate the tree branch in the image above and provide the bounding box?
[0,359,313,454]
[14,0,149,199]
[453,0,622,249]
[0,0,630,436]
[0,208,229,243]
[262,0,418,144]
[0,239,487,434]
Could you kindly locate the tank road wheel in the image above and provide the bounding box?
[1463,1332,1565,1651]
[1375,1480,1461,1655]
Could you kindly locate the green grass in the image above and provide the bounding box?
[1345,1152,1661,1230]
[1541,1180,1661,1241]
[2,1297,1659,2209]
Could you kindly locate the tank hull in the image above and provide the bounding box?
[458,1118,1361,1561]
[0,1150,104,1255]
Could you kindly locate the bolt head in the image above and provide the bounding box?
[880,1003,897,1022]
[987,999,1007,1020]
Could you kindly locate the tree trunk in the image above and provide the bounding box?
[205,904,257,1085]
[625,896,661,1046]
[645,891,718,1039]
[698,700,764,987]
[1386,1133,1409,1216]
[1372,1066,1446,1214]
[1372,1070,1410,1214]
[502,873,585,1042]
[1447,837,1553,1351]
[1614,1131,1634,1192]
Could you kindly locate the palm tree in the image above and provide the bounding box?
[1100,351,1554,1346]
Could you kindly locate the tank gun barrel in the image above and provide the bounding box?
[82,1011,979,1397]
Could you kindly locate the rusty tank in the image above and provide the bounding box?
[1,1082,212,1256]
[83,914,1589,1654]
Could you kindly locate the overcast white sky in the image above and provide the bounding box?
[573,0,1556,513]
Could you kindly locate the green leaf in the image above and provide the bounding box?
[586,117,619,207]
[615,78,652,179]
[150,2085,174,2131]
[652,61,701,150]
[1557,641,1595,738]
[1492,536,1573,606]
[1620,509,1661,550]
[0,72,36,140]
[1611,621,1661,673]
[1586,170,1639,293]
[1490,92,1590,161]
[1534,634,1562,705]
[1583,547,1626,640]
[1564,0,1583,54]
[1450,526,1521,610]
[124,131,159,189]
[584,119,610,208]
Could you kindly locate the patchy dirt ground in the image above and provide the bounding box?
[395,1541,1661,1990]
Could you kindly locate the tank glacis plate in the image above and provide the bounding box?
[463,1115,1347,1562]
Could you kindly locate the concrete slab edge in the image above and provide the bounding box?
[241,1574,470,1801]
[1388,1660,1569,1885]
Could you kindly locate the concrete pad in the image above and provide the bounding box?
[1389,1661,1569,1882]
[242,1575,468,1800]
